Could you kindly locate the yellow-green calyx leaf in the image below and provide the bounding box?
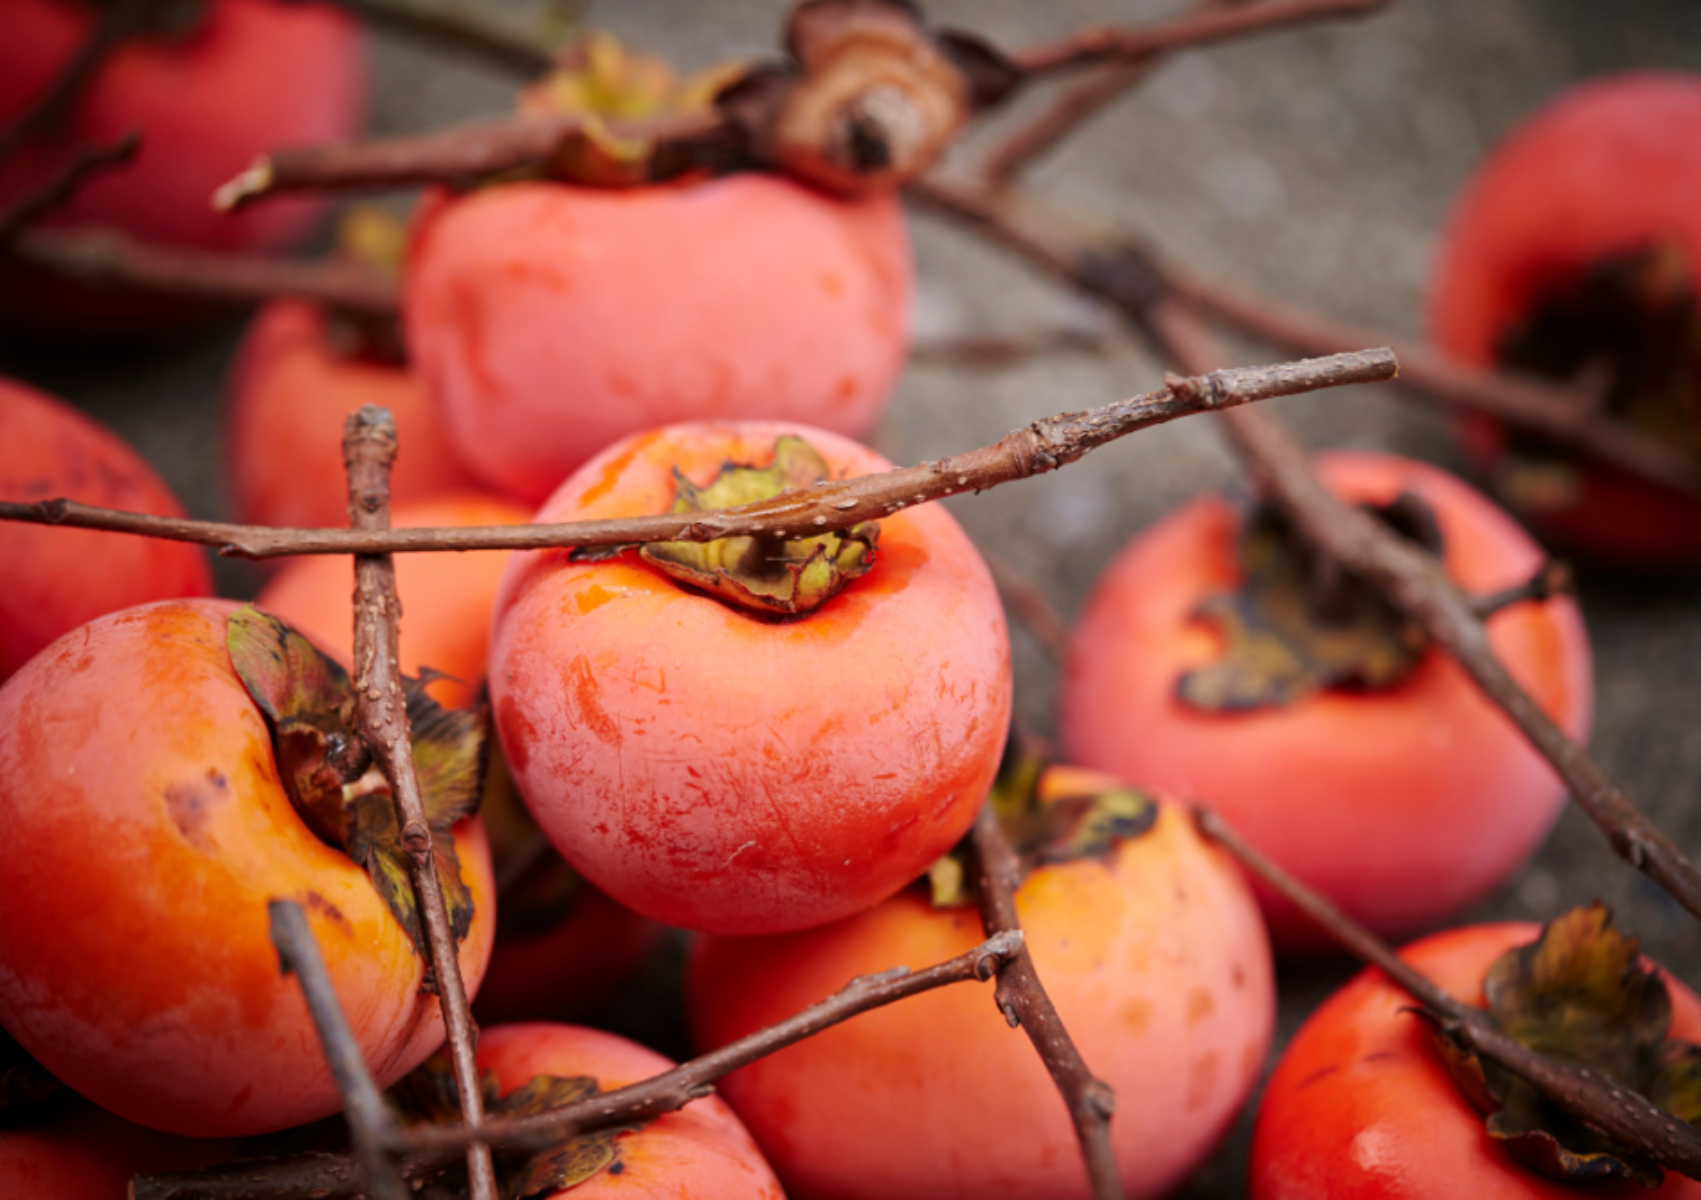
[640,435,879,618]
[227,607,485,965]
[390,1054,629,1199]
[1179,498,1438,712]
[1425,904,1701,1188]
[518,28,748,186]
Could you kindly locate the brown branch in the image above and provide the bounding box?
[6,228,398,315]
[133,931,1025,1200]
[341,407,496,1200]
[0,132,139,247]
[0,348,1395,559]
[965,804,1121,1198]
[913,170,1701,922]
[1469,559,1572,621]
[266,900,409,1200]
[0,0,145,165]
[910,327,1113,369]
[1007,0,1393,77]
[312,0,564,78]
[985,551,1073,663]
[1193,807,1701,1181]
[213,109,732,210]
[1157,258,1701,498]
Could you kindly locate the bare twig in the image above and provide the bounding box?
[985,551,1073,663]
[213,109,731,210]
[7,228,399,315]
[312,0,565,77]
[1008,0,1392,77]
[913,170,1701,924]
[0,132,138,247]
[132,932,1025,1200]
[0,348,1395,559]
[267,900,409,1200]
[0,0,145,165]
[341,407,496,1200]
[911,327,1113,369]
[1469,559,1573,621]
[1157,258,1701,498]
[1194,807,1701,1180]
[964,804,1121,1199]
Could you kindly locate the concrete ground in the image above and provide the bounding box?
[3,1,1699,1195]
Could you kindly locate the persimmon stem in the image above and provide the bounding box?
[130,931,1026,1200]
[0,348,1395,559]
[1469,559,1573,620]
[266,900,409,1200]
[964,804,1122,1200]
[0,131,138,247]
[1192,807,1701,1181]
[341,407,497,1200]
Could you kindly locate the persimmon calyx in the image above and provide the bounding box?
[226,607,483,963]
[391,1054,632,1199]
[1422,904,1701,1188]
[639,434,880,618]
[1492,241,1701,511]
[1178,496,1439,712]
[929,753,1159,906]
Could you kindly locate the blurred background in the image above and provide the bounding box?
[3,2,1700,1194]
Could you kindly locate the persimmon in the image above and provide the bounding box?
[467,1023,784,1198]
[686,766,1275,1200]
[1060,451,1593,952]
[0,376,211,682]
[1251,917,1701,1199]
[404,175,912,503]
[225,300,483,531]
[0,598,496,1137]
[0,0,363,328]
[488,421,1011,936]
[255,490,530,710]
[1427,72,1701,567]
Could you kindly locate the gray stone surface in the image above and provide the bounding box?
[3,2,1699,1195]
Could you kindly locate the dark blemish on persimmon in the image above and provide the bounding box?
[301,890,354,938]
[1360,1051,1399,1065]
[164,770,228,849]
[1296,1063,1341,1092]
[565,656,623,749]
[608,1161,625,1176]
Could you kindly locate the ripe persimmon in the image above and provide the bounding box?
[225,300,483,531]
[256,490,530,710]
[0,599,496,1136]
[404,176,912,503]
[1061,451,1593,951]
[0,376,211,682]
[686,767,1275,1200]
[488,422,1011,935]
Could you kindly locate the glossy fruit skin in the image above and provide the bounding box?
[0,0,362,329]
[0,377,212,682]
[478,1023,784,1199]
[1427,72,1701,568]
[405,175,912,503]
[488,421,1011,936]
[256,491,530,710]
[225,300,484,531]
[0,1102,237,1199]
[686,780,1275,1200]
[1061,452,1594,952]
[0,598,496,1137]
[1251,922,1701,1200]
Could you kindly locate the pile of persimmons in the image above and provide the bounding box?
[1,2,1699,1199]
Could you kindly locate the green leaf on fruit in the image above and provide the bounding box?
[1178,497,1436,711]
[1423,904,1701,1188]
[389,1053,630,1199]
[226,607,485,965]
[638,435,880,618]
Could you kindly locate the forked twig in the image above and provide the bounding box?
[0,131,138,247]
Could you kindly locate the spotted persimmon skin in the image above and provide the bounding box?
[1061,452,1593,952]
[0,599,496,1137]
[479,1024,784,1199]
[0,377,211,682]
[225,300,484,531]
[1427,72,1701,567]
[488,421,1011,936]
[687,788,1275,1200]
[404,176,912,503]
[1251,923,1701,1200]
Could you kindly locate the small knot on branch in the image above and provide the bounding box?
[32,498,69,523]
[1164,369,1226,408]
[1083,1079,1117,1120]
